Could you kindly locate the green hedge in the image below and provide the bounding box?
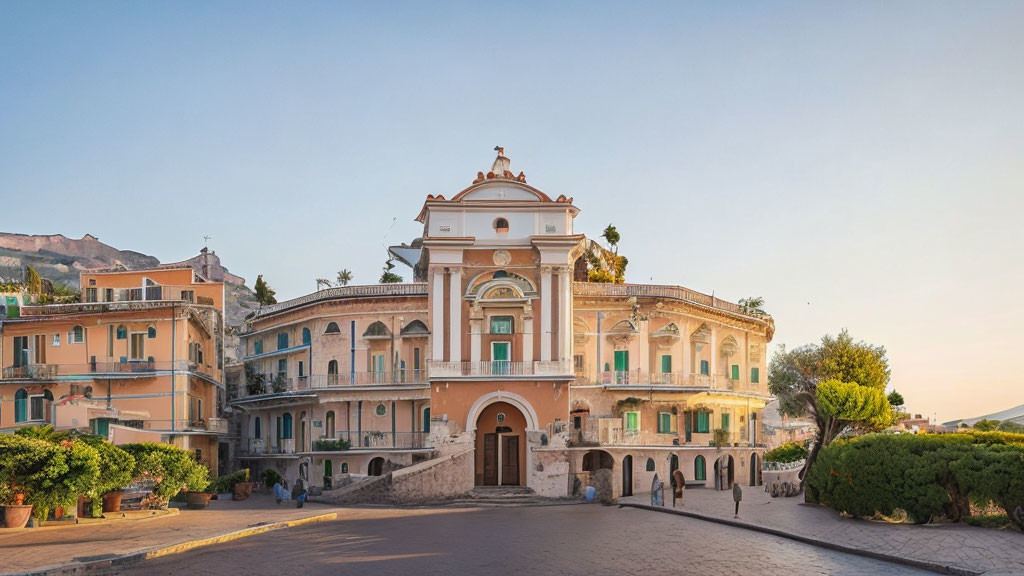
[765,442,808,463]
[806,432,1024,528]
[122,443,209,504]
[0,435,100,520]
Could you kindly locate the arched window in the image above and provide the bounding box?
[14,389,28,423]
[116,325,127,339]
[341,462,349,474]
[325,411,336,438]
[325,322,341,334]
[493,217,509,233]
[302,327,311,345]
[147,326,157,338]
[281,412,293,440]
[422,406,430,433]
[327,360,339,385]
[253,339,263,355]
[646,458,656,472]
[324,459,333,478]
[694,455,707,481]
[70,325,84,343]
[253,416,262,439]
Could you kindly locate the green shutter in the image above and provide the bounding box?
[696,411,710,433]
[700,360,709,375]
[626,412,638,431]
[661,355,671,373]
[731,364,740,380]
[695,456,706,481]
[751,367,759,383]
[722,413,730,430]
[614,350,629,372]
[658,412,671,433]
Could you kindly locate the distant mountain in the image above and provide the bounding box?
[942,403,1024,428]
[0,232,257,363]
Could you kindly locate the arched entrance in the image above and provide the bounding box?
[368,457,385,476]
[582,449,614,472]
[714,455,734,490]
[622,455,634,497]
[475,401,527,486]
[750,453,762,486]
[669,453,679,477]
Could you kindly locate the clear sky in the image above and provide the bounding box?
[2,1,1022,423]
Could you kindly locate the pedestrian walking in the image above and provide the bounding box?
[732,482,742,518]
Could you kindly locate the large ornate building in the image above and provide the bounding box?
[231,149,775,498]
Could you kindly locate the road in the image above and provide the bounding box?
[122,504,938,576]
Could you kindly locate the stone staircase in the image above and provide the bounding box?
[442,486,574,508]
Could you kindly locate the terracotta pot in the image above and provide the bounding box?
[11,493,25,506]
[233,482,253,501]
[185,492,213,510]
[102,491,124,513]
[1,505,33,529]
[52,506,64,520]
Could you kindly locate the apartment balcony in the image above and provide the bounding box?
[112,418,228,434]
[427,360,573,379]
[1,360,218,381]
[242,370,429,397]
[312,431,430,451]
[573,370,768,396]
[19,286,218,317]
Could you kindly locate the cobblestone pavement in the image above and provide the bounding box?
[121,504,938,576]
[623,487,1024,575]
[0,494,338,575]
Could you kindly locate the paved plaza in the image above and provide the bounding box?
[622,486,1024,575]
[119,504,938,576]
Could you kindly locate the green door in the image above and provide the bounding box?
[492,342,510,375]
[614,350,629,384]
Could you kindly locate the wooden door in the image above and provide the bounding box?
[483,433,498,485]
[501,435,519,486]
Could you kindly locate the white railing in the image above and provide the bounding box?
[574,370,767,395]
[572,282,766,320]
[428,360,573,378]
[251,283,428,318]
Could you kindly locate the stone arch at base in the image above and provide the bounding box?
[466,391,540,432]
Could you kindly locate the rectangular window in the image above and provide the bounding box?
[721,413,731,430]
[107,325,114,356]
[277,358,288,377]
[731,364,740,380]
[104,288,114,302]
[298,361,304,377]
[751,367,760,383]
[696,411,710,433]
[491,342,510,375]
[574,354,585,374]
[277,332,289,350]
[30,396,44,421]
[661,355,672,373]
[69,326,84,344]
[180,290,195,303]
[85,288,97,302]
[700,360,709,376]
[13,336,28,367]
[489,316,513,334]
[52,334,60,347]
[254,339,263,355]
[130,333,145,360]
[657,412,672,434]
[625,411,639,432]
[34,335,46,363]
[413,347,421,371]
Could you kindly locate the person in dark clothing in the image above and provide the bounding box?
[292,477,307,508]
[733,482,743,517]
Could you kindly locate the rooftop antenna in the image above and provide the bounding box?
[203,235,211,249]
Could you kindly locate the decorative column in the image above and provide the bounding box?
[558,266,572,363]
[470,316,482,363]
[681,320,691,378]
[449,268,462,362]
[522,309,534,365]
[709,325,718,380]
[540,266,553,362]
[431,269,445,361]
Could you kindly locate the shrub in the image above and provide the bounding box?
[313,439,350,451]
[0,435,100,520]
[806,432,1024,528]
[206,470,249,493]
[78,435,135,497]
[122,443,209,504]
[765,442,808,463]
[261,468,282,487]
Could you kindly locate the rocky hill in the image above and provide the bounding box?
[0,232,257,362]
